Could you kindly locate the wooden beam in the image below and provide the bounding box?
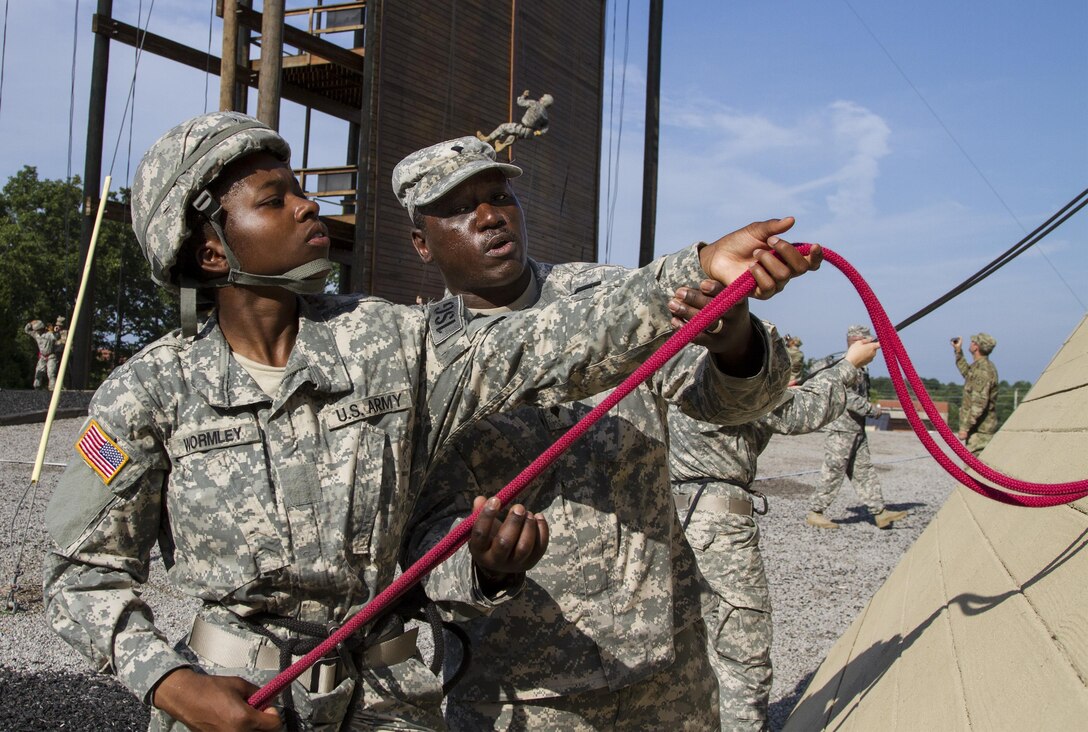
[92,14,360,123]
[233,4,365,75]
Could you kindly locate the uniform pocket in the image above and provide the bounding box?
[349,423,400,558]
[167,440,272,597]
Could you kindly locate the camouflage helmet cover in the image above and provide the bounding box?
[130,112,291,291]
[391,136,522,221]
[846,324,873,339]
[971,332,997,354]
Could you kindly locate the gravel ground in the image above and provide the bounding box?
[0,390,956,730]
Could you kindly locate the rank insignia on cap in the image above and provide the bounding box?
[76,419,130,484]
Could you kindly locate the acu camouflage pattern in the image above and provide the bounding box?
[669,359,858,729]
[810,356,886,515]
[956,349,998,455]
[42,246,711,731]
[405,259,790,722]
[444,622,719,731]
[391,136,522,220]
[129,112,291,291]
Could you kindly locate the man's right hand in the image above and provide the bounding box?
[153,668,283,731]
[697,217,821,300]
[845,338,881,368]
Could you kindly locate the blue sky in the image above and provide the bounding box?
[0,1,1084,383]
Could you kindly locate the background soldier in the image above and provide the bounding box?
[785,334,804,385]
[952,332,999,455]
[806,325,908,530]
[670,335,880,730]
[23,318,57,390]
[53,315,69,356]
[477,90,553,152]
[397,136,820,730]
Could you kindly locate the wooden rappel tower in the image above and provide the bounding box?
[72,0,608,387]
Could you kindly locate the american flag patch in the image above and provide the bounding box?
[76,419,130,484]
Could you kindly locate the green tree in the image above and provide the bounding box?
[0,168,176,389]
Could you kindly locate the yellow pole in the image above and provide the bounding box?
[29,176,111,485]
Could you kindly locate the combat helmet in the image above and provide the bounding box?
[130,111,332,334]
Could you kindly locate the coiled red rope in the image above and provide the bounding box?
[249,245,1087,709]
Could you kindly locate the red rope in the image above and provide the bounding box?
[249,245,1087,709]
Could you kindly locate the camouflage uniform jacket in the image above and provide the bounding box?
[670,358,858,495]
[406,259,790,701]
[956,352,998,435]
[24,323,57,363]
[785,343,804,383]
[42,247,709,710]
[812,357,877,433]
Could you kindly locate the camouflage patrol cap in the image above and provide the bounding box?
[392,136,522,220]
[130,112,291,291]
[971,332,996,354]
[846,324,872,339]
[29,319,44,332]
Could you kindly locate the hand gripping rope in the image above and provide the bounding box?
[249,245,1088,709]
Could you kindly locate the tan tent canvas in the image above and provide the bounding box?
[785,314,1088,730]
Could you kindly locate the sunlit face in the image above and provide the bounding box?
[209,151,330,277]
[411,169,530,308]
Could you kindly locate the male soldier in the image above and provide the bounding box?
[785,334,804,385]
[43,114,816,732]
[952,333,998,455]
[23,319,57,390]
[670,334,881,729]
[806,324,908,530]
[477,90,553,152]
[397,136,819,730]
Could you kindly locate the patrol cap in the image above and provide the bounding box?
[55,316,66,326]
[971,332,996,354]
[29,319,44,332]
[130,111,291,291]
[846,324,872,339]
[392,136,522,220]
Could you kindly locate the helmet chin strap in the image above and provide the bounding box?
[180,189,333,336]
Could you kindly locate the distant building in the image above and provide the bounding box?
[870,399,949,432]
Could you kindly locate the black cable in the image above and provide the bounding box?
[0,0,9,120]
[894,187,1088,332]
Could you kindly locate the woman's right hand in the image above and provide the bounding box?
[152,668,283,731]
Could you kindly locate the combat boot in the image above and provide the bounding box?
[805,511,839,529]
[874,509,908,529]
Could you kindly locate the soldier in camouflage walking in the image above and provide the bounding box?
[952,333,998,455]
[396,136,822,730]
[669,333,880,730]
[805,325,908,530]
[42,114,818,732]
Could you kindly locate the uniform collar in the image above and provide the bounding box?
[189,300,352,408]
